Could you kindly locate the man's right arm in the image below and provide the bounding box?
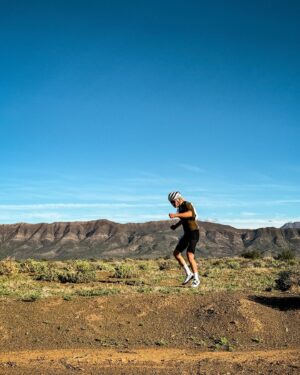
[170,220,182,230]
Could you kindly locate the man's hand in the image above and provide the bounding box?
[169,213,177,219]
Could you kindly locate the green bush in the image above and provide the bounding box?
[226,261,240,270]
[241,250,262,259]
[19,259,48,274]
[72,260,95,272]
[275,270,300,291]
[58,270,97,283]
[35,266,97,283]
[252,260,264,268]
[113,262,140,279]
[275,271,292,291]
[0,258,19,275]
[21,291,41,302]
[95,262,115,273]
[138,262,152,271]
[34,268,61,282]
[213,336,233,351]
[76,288,119,297]
[158,259,176,271]
[275,249,295,261]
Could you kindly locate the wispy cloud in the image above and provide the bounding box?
[178,164,206,173]
[241,212,258,216]
[0,202,169,210]
[196,197,300,208]
[220,216,300,229]
[205,180,300,193]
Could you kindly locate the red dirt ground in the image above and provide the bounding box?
[0,292,299,374]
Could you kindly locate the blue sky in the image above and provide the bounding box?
[1,0,299,228]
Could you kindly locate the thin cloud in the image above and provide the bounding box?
[0,202,169,210]
[241,212,258,216]
[225,183,300,192]
[178,164,206,173]
[196,197,300,208]
[221,217,300,229]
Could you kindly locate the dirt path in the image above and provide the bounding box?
[0,347,299,374]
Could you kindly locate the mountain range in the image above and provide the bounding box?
[0,219,299,260]
[281,222,300,229]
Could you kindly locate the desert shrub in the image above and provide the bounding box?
[58,270,97,283]
[0,284,10,296]
[20,291,41,302]
[155,339,168,346]
[35,265,97,283]
[275,249,295,261]
[63,294,73,301]
[138,262,152,271]
[76,288,119,297]
[137,286,154,293]
[275,271,291,291]
[95,262,115,272]
[226,261,240,270]
[72,260,95,272]
[213,336,233,351]
[241,250,262,259]
[158,259,176,271]
[252,260,264,268]
[0,258,19,275]
[275,271,300,292]
[211,259,222,267]
[113,262,140,278]
[19,259,47,274]
[208,258,241,270]
[34,268,61,282]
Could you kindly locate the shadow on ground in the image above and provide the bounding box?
[249,295,300,311]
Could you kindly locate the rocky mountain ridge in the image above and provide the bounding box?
[281,222,300,229]
[0,219,299,259]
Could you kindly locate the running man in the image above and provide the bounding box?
[168,191,200,288]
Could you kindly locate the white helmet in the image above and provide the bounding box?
[168,191,182,203]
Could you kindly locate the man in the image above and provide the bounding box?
[168,191,200,288]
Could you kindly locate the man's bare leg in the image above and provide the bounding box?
[173,249,186,267]
[187,251,198,273]
[173,249,193,284]
[187,251,200,287]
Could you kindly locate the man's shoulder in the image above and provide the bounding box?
[179,201,193,211]
[184,201,193,209]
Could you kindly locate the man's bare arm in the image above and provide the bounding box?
[170,210,193,219]
[171,220,182,230]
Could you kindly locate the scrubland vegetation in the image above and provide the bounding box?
[0,256,299,301]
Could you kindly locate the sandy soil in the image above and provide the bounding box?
[0,347,299,374]
[0,292,299,374]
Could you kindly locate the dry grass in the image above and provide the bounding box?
[0,257,298,300]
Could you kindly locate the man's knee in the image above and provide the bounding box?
[187,251,195,261]
[173,249,181,258]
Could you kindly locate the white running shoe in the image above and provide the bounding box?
[191,279,200,288]
[182,273,194,285]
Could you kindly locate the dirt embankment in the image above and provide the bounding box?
[0,292,299,374]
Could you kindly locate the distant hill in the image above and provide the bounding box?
[0,219,299,260]
[281,222,300,229]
